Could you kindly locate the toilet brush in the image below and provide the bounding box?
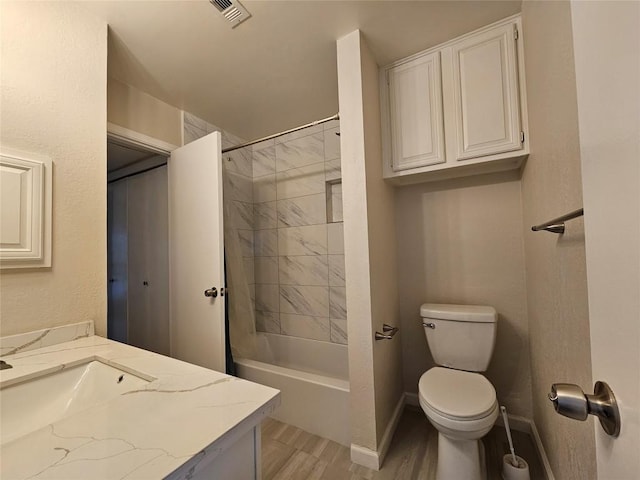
[501,406,518,466]
[500,406,530,480]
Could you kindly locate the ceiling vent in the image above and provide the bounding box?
[209,0,251,28]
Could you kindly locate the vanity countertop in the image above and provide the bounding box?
[0,333,280,479]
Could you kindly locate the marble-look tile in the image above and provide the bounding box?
[223,171,253,203]
[278,225,327,256]
[329,287,347,320]
[277,193,327,227]
[324,127,341,161]
[276,133,324,172]
[253,138,275,151]
[0,321,94,356]
[255,256,279,284]
[280,313,330,342]
[327,223,344,255]
[256,284,280,313]
[223,146,253,178]
[254,229,278,257]
[230,201,254,230]
[256,311,281,334]
[237,229,254,258]
[325,159,342,182]
[329,183,343,223]
[254,174,277,203]
[276,163,325,200]
[279,255,328,286]
[183,123,207,145]
[243,257,255,285]
[253,145,276,178]
[254,202,277,230]
[280,286,329,317]
[330,318,348,345]
[276,124,323,144]
[323,119,340,131]
[221,130,245,150]
[184,111,210,132]
[328,255,345,287]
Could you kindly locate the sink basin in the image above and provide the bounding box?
[0,360,150,445]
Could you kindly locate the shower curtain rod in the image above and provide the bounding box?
[221,113,340,154]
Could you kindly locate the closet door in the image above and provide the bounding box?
[127,166,170,355]
[107,180,128,343]
[451,22,522,160]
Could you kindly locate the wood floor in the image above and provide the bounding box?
[261,407,545,480]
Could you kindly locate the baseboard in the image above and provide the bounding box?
[350,443,380,471]
[377,392,406,466]
[404,391,419,407]
[350,392,406,471]
[529,420,556,480]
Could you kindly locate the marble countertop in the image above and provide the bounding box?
[0,330,280,479]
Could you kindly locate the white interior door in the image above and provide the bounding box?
[168,132,226,372]
[571,2,639,477]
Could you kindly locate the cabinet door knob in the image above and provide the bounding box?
[204,287,218,298]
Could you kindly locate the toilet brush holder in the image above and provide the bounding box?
[502,454,530,480]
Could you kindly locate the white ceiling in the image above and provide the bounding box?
[80,1,521,141]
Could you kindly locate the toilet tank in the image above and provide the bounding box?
[421,303,497,372]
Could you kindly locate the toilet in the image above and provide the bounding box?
[418,303,499,480]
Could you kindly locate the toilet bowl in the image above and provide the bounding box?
[418,304,499,480]
[419,367,498,480]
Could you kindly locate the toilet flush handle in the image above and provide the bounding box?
[422,322,436,329]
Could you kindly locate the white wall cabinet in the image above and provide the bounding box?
[381,15,528,184]
[387,51,445,172]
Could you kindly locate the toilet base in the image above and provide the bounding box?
[435,433,486,480]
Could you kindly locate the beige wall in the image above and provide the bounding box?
[0,3,108,336]
[521,2,596,479]
[338,30,403,464]
[108,77,182,147]
[395,172,532,418]
[360,34,404,451]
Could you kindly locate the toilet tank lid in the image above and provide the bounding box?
[420,304,497,323]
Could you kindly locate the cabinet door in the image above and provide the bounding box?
[451,22,522,161]
[388,51,445,171]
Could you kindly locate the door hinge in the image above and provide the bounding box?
[514,28,519,40]
[520,131,525,143]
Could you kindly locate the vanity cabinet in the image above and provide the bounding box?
[381,15,528,184]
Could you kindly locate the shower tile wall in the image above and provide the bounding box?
[182,112,255,301]
[252,121,347,345]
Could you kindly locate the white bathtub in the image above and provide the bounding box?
[235,332,350,446]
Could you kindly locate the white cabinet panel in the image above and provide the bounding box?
[387,52,445,171]
[451,22,522,160]
[0,152,51,268]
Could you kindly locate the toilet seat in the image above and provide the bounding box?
[419,367,497,420]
